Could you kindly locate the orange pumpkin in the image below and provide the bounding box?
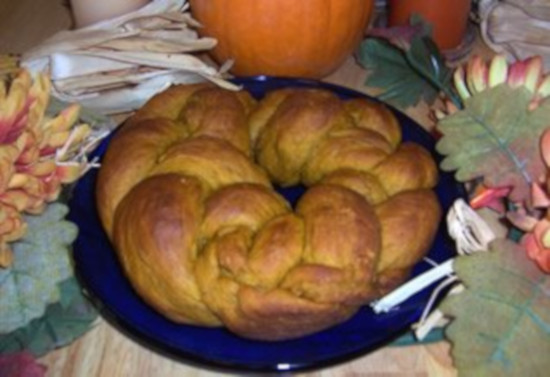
[189,0,374,78]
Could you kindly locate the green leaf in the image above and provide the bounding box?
[436,85,550,203]
[441,238,550,377]
[0,203,78,333]
[0,278,98,357]
[357,35,452,109]
[406,36,455,102]
[358,39,426,108]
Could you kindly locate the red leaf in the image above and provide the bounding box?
[0,352,47,377]
[469,185,510,213]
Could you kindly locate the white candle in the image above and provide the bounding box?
[70,0,151,28]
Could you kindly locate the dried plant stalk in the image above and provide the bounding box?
[21,0,236,115]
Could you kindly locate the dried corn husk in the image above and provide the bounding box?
[480,0,550,69]
[0,55,19,80]
[21,0,236,115]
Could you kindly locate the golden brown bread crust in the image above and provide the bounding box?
[374,189,441,294]
[113,174,220,326]
[96,83,442,341]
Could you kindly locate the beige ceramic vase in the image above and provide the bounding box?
[70,0,150,28]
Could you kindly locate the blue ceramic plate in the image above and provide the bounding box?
[69,77,465,373]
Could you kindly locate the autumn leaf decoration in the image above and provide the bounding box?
[440,239,550,377]
[372,53,550,377]
[438,85,548,204]
[0,69,103,374]
[436,55,550,204]
[433,55,550,375]
[435,54,550,273]
[0,69,101,267]
[357,17,456,109]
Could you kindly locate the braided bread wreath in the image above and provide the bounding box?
[96,82,442,341]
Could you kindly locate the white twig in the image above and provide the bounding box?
[371,259,455,313]
[413,284,464,340]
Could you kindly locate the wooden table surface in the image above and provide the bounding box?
[0,1,465,376]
